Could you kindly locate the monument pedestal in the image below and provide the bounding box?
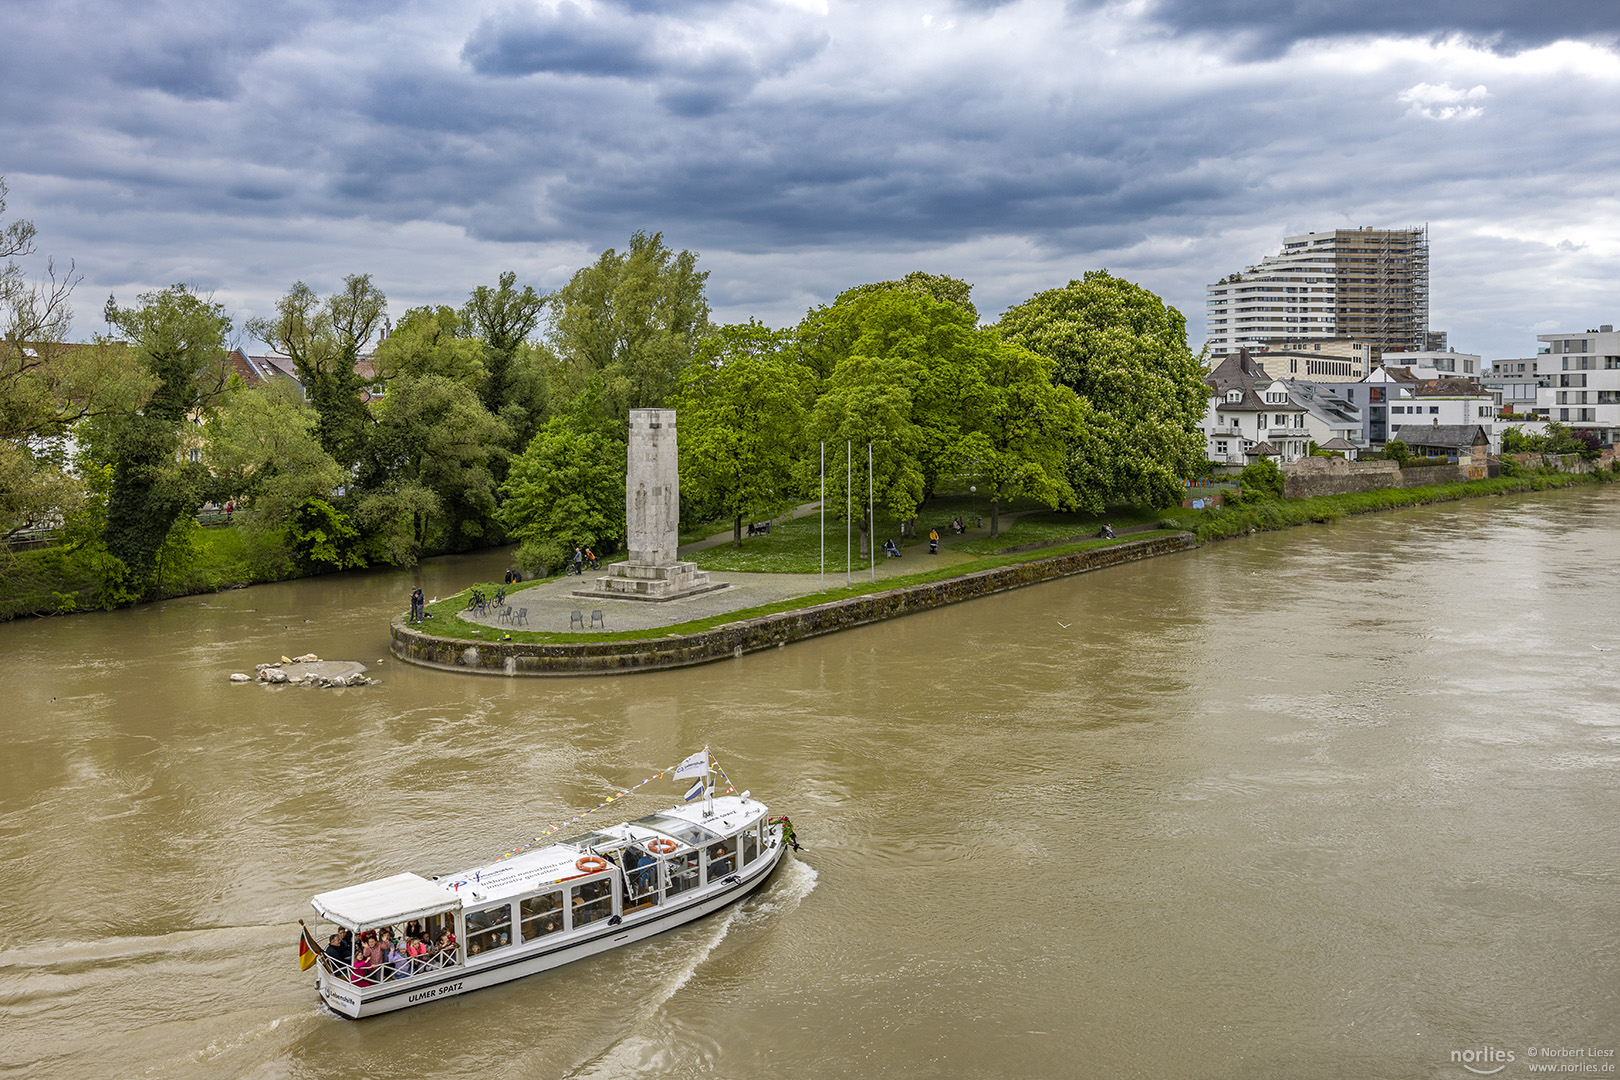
[574,559,727,603]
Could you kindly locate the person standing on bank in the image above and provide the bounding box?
[929,528,939,554]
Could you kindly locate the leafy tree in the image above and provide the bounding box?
[955,334,1081,537]
[462,271,548,415]
[794,272,977,382]
[835,271,979,321]
[372,305,485,387]
[247,274,386,467]
[997,270,1208,510]
[548,232,710,417]
[1,180,153,542]
[675,321,811,547]
[498,388,627,567]
[356,374,510,559]
[203,379,345,531]
[1382,439,1410,466]
[290,497,364,570]
[95,285,233,594]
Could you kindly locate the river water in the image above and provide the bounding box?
[2,487,1618,1079]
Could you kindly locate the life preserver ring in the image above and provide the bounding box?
[646,838,677,855]
[575,856,608,873]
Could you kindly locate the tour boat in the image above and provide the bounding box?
[298,751,792,1018]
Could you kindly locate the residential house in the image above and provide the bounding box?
[1202,350,1310,464]
[1389,424,1489,461]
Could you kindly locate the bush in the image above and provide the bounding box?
[1382,440,1410,466]
[1229,458,1285,505]
[515,538,566,578]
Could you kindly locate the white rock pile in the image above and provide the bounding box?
[233,653,376,688]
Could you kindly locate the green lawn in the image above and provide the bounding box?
[953,505,1172,556]
[412,530,1182,645]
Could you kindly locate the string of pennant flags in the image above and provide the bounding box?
[487,749,736,865]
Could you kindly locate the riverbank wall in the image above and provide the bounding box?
[390,532,1197,676]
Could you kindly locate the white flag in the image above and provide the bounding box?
[683,780,705,802]
[673,751,709,780]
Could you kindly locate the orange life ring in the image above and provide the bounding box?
[575,856,608,873]
[646,838,677,855]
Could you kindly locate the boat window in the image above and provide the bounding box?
[665,852,699,898]
[740,825,759,867]
[622,845,660,910]
[559,830,620,851]
[632,813,722,848]
[705,840,734,883]
[520,892,564,941]
[465,904,513,956]
[571,879,613,929]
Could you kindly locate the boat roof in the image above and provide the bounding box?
[311,873,459,931]
[308,796,768,924]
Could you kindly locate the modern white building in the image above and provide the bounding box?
[1536,324,1620,442]
[1251,337,1371,382]
[1378,350,1482,379]
[1283,381,1365,452]
[1205,227,1431,359]
[1481,357,1548,418]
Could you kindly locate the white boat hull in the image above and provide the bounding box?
[316,835,787,1018]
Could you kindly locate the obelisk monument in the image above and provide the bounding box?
[579,409,725,601]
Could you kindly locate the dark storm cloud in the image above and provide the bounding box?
[1104,0,1620,55]
[0,0,1617,356]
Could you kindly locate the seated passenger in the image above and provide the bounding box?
[710,845,732,877]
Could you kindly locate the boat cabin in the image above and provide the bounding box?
[307,795,773,1010]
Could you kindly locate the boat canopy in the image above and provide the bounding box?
[311,873,459,931]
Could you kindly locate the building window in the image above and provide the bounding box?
[1429,407,1439,414]
[1215,441,1228,455]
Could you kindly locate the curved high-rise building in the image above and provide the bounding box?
[1205,226,1430,361]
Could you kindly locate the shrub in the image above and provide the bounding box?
[1229,457,1285,505]
[515,538,566,578]
[1383,440,1410,466]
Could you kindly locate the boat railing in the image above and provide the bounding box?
[320,948,461,986]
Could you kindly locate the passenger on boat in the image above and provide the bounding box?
[407,935,428,973]
[387,937,409,979]
[709,844,732,877]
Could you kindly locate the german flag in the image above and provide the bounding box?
[297,922,320,972]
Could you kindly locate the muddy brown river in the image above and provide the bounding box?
[2,487,1618,1079]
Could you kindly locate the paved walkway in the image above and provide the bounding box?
[444,505,1120,636]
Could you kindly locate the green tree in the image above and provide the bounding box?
[998,270,1208,511]
[96,285,233,594]
[955,334,1082,537]
[498,389,626,569]
[289,497,364,570]
[202,379,346,531]
[356,374,510,560]
[1,180,153,543]
[1382,439,1410,466]
[247,274,386,467]
[372,305,485,387]
[462,271,548,415]
[675,321,811,547]
[548,232,710,417]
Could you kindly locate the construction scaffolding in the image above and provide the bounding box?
[1332,225,1428,360]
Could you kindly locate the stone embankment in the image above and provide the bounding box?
[391,532,1195,677]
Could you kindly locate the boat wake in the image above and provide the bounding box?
[562,857,818,1079]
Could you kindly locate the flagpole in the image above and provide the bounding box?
[846,439,852,587]
[869,442,875,583]
[820,440,824,589]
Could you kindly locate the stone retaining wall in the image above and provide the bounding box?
[1282,456,1473,499]
[391,533,1196,677]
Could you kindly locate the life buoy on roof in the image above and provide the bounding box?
[575,856,608,873]
[646,838,677,855]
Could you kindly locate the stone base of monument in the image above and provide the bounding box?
[572,560,730,603]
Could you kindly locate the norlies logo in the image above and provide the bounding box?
[1452,1046,1516,1075]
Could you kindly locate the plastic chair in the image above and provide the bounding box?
[515,607,527,626]
[569,610,584,630]
[591,610,605,629]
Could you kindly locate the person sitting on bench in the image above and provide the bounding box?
[883,538,901,558]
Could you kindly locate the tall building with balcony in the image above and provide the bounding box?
[1536,324,1620,442]
[1205,226,1431,361]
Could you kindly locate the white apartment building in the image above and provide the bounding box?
[1252,337,1371,382]
[1481,357,1547,417]
[1283,381,1365,451]
[1205,227,1430,358]
[1379,350,1482,378]
[1536,324,1620,442]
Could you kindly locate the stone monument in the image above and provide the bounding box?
[579,409,726,602]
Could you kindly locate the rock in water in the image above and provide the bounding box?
[295,653,321,663]
[280,655,293,665]
[229,673,251,682]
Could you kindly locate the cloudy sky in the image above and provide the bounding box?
[2,0,1617,359]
